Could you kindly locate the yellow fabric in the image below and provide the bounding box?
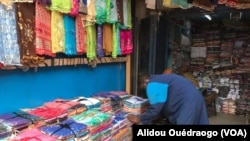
[51,11,65,53]
[103,24,113,56]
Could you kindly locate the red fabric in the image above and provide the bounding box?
[75,15,87,54]
[120,29,133,55]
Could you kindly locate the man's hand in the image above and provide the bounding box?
[127,114,141,124]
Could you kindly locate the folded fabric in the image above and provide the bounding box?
[44,99,80,111]
[40,118,88,140]
[9,128,57,141]
[0,123,12,139]
[71,97,100,109]
[0,113,31,130]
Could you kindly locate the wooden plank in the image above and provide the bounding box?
[126,55,131,93]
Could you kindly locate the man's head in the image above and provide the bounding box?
[139,74,150,89]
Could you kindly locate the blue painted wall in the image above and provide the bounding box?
[0,63,125,114]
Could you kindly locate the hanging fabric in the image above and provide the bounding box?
[85,20,96,61]
[48,0,72,14]
[120,29,133,55]
[97,24,105,58]
[78,0,87,14]
[116,23,121,55]
[112,24,118,58]
[75,14,87,55]
[95,0,107,24]
[16,3,44,67]
[35,1,55,57]
[85,0,96,22]
[0,3,21,66]
[103,23,113,56]
[51,11,65,54]
[109,0,118,23]
[69,0,79,16]
[37,0,52,6]
[116,0,123,24]
[63,15,77,56]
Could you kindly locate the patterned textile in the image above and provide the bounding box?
[0,113,31,130]
[95,0,107,24]
[116,0,123,24]
[51,10,65,53]
[16,3,45,67]
[35,1,55,57]
[63,15,77,56]
[71,96,101,110]
[0,4,21,66]
[75,14,87,54]
[120,29,133,55]
[109,0,118,23]
[78,0,87,14]
[97,24,105,57]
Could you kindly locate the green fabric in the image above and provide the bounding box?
[112,24,118,58]
[86,21,97,61]
[47,0,72,13]
[95,0,107,24]
[105,0,111,23]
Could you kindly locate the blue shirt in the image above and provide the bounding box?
[140,74,209,125]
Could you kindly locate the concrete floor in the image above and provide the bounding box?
[209,112,248,125]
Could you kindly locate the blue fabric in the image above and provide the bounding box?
[64,15,77,55]
[140,74,209,125]
[146,82,168,105]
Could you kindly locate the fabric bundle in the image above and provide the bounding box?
[72,109,112,141]
[0,113,31,130]
[123,96,149,115]
[0,123,12,139]
[43,98,80,111]
[71,96,101,110]
[93,96,112,113]
[9,128,57,141]
[40,118,88,140]
[25,106,67,124]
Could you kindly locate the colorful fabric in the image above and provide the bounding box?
[116,0,124,24]
[35,1,55,57]
[63,15,77,56]
[86,21,96,61]
[120,29,133,55]
[69,0,79,16]
[75,14,87,54]
[16,3,44,67]
[109,0,118,23]
[0,4,21,66]
[0,113,31,130]
[10,128,57,141]
[51,11,65,53]
[78,0,87,14]
[103,24,113,56]
[97,24,105,57]
[95,0,107,24]
[40,118,88,140]
[44,99,80,111]
[48,0,72,14]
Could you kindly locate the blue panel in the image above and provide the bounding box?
[0,63,125,114]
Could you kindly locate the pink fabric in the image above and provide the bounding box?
[27,106,66,120]
[75,15,86,54]
[120,29,133,55]
[10,128,57,141]
[70,0,79,16]
[35,2,55,57]
[43,99,80,111]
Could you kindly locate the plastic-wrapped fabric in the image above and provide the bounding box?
[0,123,12,139]
[71,96,101,110]
[40,118,88,140]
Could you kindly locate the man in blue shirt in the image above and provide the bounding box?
[127,73,209,125]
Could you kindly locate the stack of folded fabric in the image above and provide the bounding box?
[221,99,237,115]
[70,96,101,110]
[123,96,149,115]
[112,111,132,140]
[92,92,124,113]
[24,106,67,124]
[0,123,12,140]
[0,112,32,131]
[93,96,112,113]
[9,128,57,141]
[72,109,113,141]
[40,118,88,140]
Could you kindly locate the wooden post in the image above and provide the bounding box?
[126,55,131,93]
